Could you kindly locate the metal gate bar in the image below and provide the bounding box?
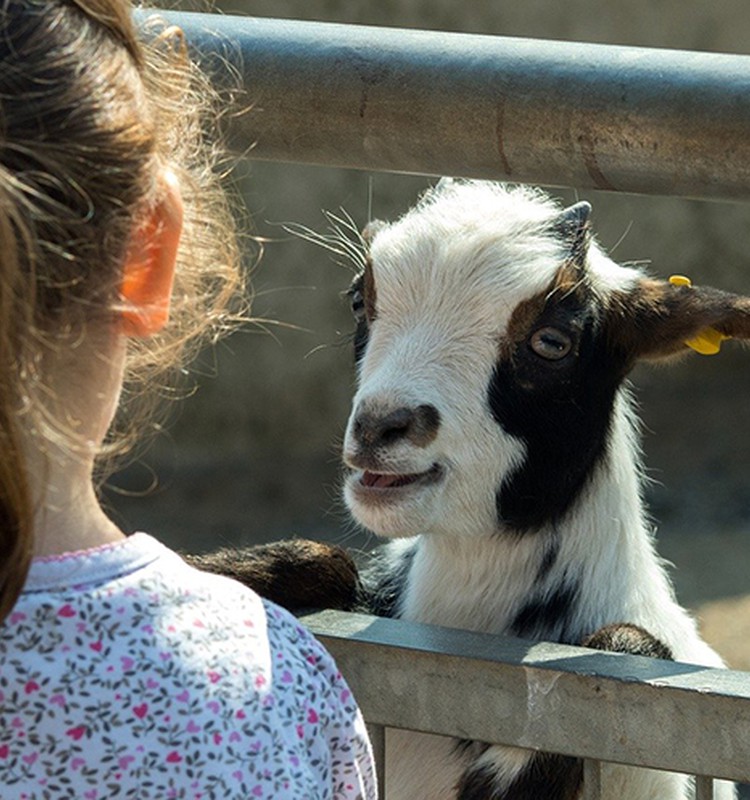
[302,609,750,785]
[146,10,750,202]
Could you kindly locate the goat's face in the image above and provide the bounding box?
[341,180,750,540]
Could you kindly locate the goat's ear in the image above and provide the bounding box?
[553,201,592,268]
[608,277,750,361]
[362,219,387,245]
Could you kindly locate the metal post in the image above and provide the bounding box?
[366,723,386,799]
[141,11,750,202]
[582,759,602,800]
[695,775,714,800]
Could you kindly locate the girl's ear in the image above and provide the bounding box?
[120,169,183,338]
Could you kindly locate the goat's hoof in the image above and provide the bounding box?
[184,539,360,612]
[582,622,673,660]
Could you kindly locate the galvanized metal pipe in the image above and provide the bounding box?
[145,10,750,202]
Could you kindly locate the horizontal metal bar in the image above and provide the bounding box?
[142,10,750,201]
[301,609,750,783]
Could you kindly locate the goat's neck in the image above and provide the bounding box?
[400,392,670,634]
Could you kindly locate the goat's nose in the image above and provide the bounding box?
[352,404,441,449]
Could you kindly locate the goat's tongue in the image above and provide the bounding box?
[362,471,417,489]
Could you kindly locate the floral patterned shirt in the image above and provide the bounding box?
[0,533,376,800]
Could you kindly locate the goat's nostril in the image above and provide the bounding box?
[353,404,441,449]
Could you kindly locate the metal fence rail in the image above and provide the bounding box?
[150,10,750,201]
[303,610,750,797]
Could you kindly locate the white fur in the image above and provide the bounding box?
[342,181,734,800]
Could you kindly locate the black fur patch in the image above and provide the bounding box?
[510,580,581,643]
[361,544,416,618]
[488,287,626,532]
[535,533,560,582]
[457,753,582,800]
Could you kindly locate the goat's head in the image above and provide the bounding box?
[342,180,750,539]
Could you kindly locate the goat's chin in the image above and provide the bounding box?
[344,476,440,539]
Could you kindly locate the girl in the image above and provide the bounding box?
[0,2,376,798]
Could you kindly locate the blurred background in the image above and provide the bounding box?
[111,1,750,670]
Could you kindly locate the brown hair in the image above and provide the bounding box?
[0,0,244,619]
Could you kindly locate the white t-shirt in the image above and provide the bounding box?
[0,533,376,800]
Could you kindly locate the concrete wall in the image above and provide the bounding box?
[113,1,750,605]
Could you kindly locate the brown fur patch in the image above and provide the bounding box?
[184,539,361,612]
[605,279,750,363]
[501,264,587,359]
[363,257,377,322]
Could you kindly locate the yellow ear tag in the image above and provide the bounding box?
[668,275,728,355]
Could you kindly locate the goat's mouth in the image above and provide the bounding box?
[351,463,443,497]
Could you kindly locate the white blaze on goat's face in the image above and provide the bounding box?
[342,181,622,540]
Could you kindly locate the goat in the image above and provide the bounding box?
[340,180,745,800]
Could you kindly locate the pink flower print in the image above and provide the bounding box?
[176,689,189,702]
[186,720,201,734]
[235,709,246,720]
[11,717,23,729]
[296,724,305,739]
[120,656,135,671]
[281,670,293,683]
[229,732,241,743]
[24,680,40,694]
[89,640,103,653]
[207,671,221,684]
[133,704,148,719]
[146,678,159,690]
[341,688,351,703]
[9,611,26,624]
[22,753,37,766]
[66,725,87,741]
[213,733,222,745]
[50,694,65,707]
[0,745,9,759]
[71,758,86,771]
[57,604,75,618]
[207,700,220,714]
[307,708,319,724]
[193,619,205,628]
[166,751,182,764]
[250,785,261,797]
[254,674,266,689]
[84,790,97,800]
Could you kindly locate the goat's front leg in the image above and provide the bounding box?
[457,751,582,800]
[184,539,361,612]
[457,623,673,800]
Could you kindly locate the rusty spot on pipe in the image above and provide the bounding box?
[578,131,617,192]
[495,97,513,176]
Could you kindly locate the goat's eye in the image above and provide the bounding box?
[347,277,366,322]
[529,327,573,360]
[349,289,366,322]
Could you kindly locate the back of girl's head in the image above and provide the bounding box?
[0,0,244,618]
